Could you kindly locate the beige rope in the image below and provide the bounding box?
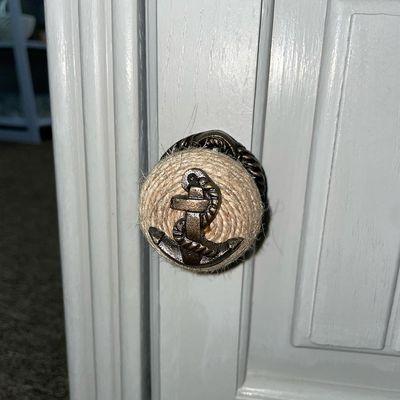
[139,148,264,272]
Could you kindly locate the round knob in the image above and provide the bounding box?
[139,130,269,273]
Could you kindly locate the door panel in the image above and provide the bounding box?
[294,9,400,353]
[244,0,400,399]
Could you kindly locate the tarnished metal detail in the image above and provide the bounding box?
[149,168,243,268]
[163,130,270,252]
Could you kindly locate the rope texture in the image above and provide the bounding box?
[139,148,264,271]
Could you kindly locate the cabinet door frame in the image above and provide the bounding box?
[45,1,149,399]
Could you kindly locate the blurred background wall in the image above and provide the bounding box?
[0,0,50,144]
[0,1,68,398]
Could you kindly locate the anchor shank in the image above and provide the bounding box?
[185,211,202,242]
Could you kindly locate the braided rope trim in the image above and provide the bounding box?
[139,149,264,273]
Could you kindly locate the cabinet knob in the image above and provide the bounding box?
[139,130,269,273]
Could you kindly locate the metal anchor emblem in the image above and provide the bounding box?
[149,168,243,269]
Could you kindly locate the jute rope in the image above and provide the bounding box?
[139,148,264,271]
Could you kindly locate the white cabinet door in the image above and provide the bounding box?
[45,0,400,399]
[153,0,400,399]
[243,0,400,399]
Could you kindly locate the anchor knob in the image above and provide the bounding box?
[139,130,269,273]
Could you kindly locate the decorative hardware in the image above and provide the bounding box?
[149,168,243,268]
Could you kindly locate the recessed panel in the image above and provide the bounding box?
[310,14,400,349]
[293,11,400,354]
[246,0,400,398]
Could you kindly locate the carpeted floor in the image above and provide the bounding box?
[0,142,68,399]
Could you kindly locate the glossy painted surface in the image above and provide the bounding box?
[153,1,263,399]
[45,0,148,399]
[245,0,400,399]
[46,0,400,399]
[45,1,95,399]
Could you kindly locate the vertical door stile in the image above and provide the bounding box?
[155,1,263,399]
[236,0,275,393]
[44,1,96,399]
[112,0,151,399]
[145,0,161,399]
[46,0,150,399]
[78,0,120,399]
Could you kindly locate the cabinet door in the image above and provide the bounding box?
[243,0,400,399]
[46,0,400,399]
[154,0,400,399]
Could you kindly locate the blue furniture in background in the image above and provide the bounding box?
[0,0,50,143]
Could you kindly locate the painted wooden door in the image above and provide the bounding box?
[45,0,400,399]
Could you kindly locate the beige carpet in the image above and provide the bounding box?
[0,141,68,399]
